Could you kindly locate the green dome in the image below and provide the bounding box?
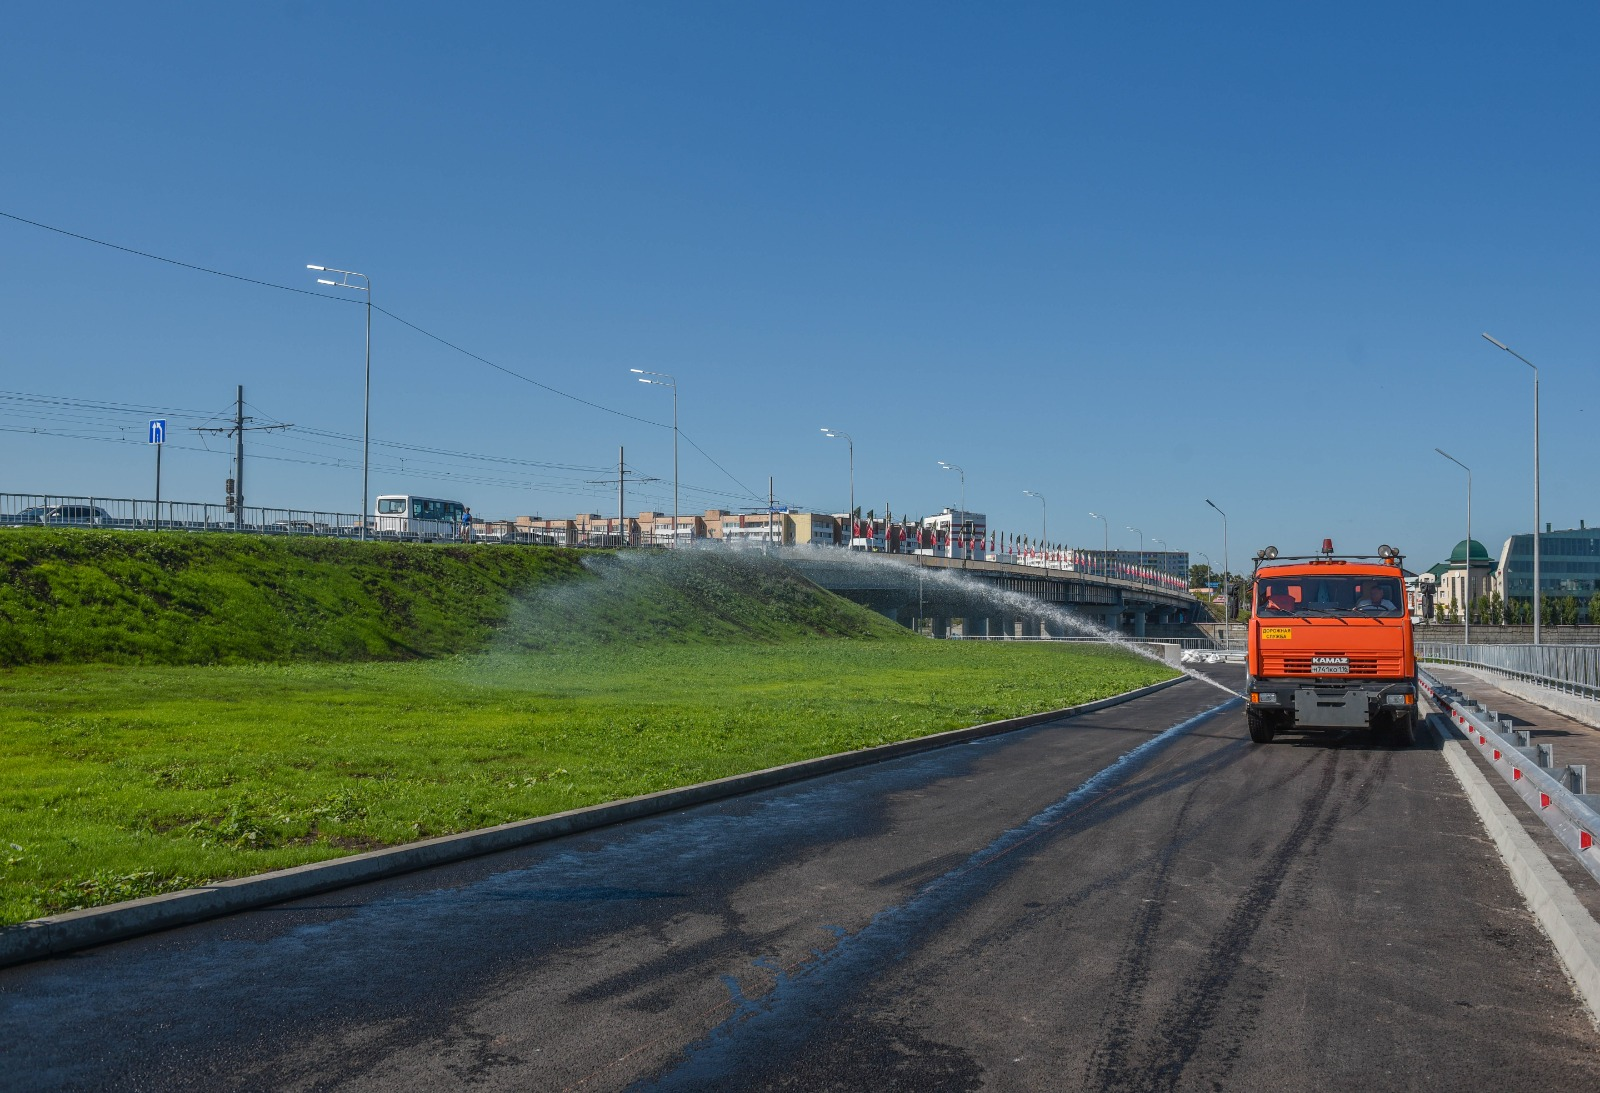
[1449,539,1491,564]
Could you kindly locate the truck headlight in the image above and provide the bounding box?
[1385,694,1410,706]
[1251,692,1279,705]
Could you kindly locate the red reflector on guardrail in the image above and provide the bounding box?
[1494,749,1502,760]
[1513,768,1522,781]
[1583,832,1594,851]
[1541,793,1551,809]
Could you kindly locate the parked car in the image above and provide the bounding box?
[9,504,113,527]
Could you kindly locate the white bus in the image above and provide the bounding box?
[373,495,467,540]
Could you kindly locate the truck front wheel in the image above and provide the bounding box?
[1247,709,1277,744]
[1380,709,1415,748]
[1367,708,1414,748]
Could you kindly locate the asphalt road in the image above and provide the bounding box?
[5,668,1599,1091]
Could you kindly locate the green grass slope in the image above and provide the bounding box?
[501,549,910,648]
[0,537,1175,925]
[0,531,902,667]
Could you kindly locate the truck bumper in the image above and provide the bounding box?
[1246,679,1414,730]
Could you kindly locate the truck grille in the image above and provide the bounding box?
[1264,653,1402,677]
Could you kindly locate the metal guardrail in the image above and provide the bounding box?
[1417,642,1600,703]
[0,493,566,545]
[1420,668,1600,886]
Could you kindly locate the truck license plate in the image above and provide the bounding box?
[1311,657,1349,674]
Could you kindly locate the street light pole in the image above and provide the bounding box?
[633,369,678,546]
[1482,334,1541,642]
[1126,525,1143,558]
[1205,499,1229,647]
[821,428,854,545]
[937,461,966,559]
[1436,448,1473,646]
[1151,537,1166,583]
[1024,490,1046,564]
[1088,512,1109,577]
[307,265,371,539]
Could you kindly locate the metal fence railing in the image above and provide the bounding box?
[1417,641,1600,703]
[1,492,364,536]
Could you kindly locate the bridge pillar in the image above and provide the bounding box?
[1132,611,1146,638]
[932,615,948,639]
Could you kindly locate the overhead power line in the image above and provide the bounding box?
[0,210,665,429]
[0,209,769,504]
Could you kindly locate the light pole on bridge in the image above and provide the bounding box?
[1435,447,1473,646]
[821,428,854,545]
[1481,333,1542,642]
[1024,490,1046,563]
[937,461,966,560]
[1088,512,1109,578]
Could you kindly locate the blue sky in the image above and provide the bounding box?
[2,2,1595,571]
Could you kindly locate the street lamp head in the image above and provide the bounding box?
[316,279,337,286]
[1088,511,1101,519]
[630,368,645,374]
[1481,333,1509,352]
[306,264,326,271]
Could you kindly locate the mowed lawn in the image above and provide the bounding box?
[0,640,1171,925]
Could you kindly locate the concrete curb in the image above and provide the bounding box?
[1427,707,1600,1028]
[0,674,1190,969]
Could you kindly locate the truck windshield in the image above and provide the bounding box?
[1256,575,1404,618]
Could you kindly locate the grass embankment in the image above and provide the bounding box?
[0,532,1174,925]
[0,529,590,665]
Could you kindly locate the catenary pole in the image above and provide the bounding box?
[235,385,245,532]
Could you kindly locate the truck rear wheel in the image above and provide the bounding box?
[1247,709,1276,744]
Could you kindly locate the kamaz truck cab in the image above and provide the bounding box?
[1245,540,1417,746]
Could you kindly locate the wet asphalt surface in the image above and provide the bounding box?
[5,667,1600,1091]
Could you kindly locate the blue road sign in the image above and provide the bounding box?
[149,419,166,444]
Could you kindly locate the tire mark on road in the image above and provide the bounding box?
[1122,747,1344,1092]
[1082,788,1201,1090]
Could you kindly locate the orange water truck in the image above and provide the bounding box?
[1245,539,1417,746]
